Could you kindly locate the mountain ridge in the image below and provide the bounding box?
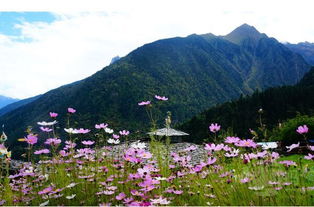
[0,95,19,109]
[0,24,310,158]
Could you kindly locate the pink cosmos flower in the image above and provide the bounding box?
[304,153,314,160]
[240,177,250,183]
[38,186,53,195]
[137,167,151,178]
[173,190,183,194]
[279,160,297,167]
[95,123,108,129]
[25,134,38,145]
[75,128,90,134]
[206,157,217,165]
[34,149,50,155]
[82,140,95,145]
[40,127,53,132]
[155,95,168,101]
[45,138,61,146]
[150,196,171,205]
[209,123,221,133]
[296,125,309,134]
[309,145,314,151]
[271,152,280,160]
[224,136,240,144]
[49,112,58,118]
[116,192,126,200]
[204,143,224,151]
[225,149,239,157]
[119,130,130,136]
[64,141,76,149]
[123,197,134,204]
[275,187,283,191]
[184,145,197,152]
[113,134,120,139]
[235,139,257,148]
[138,101,151,106]
[138,151,152,159]
[59,150,68,157]
[268,181,280,185]
[286,142,300,152]
[67,107,76,113]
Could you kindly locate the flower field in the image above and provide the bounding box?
[0,104,314,206]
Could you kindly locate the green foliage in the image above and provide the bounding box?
[181,67,314,142]
[271,115,314,145]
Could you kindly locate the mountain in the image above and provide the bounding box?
[110,56,121,64]
[0,24,310,157]
[223,23,268,46]
[180,67,314,143]
[285,42,314,66]
[0,95,19,109]
[0,95,41,116]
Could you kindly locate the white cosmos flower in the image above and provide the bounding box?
[155,177,167,181]
[64,128,79,134]
[37,120,58,126]
[66,183,78,188]
[257,142,278,150]
[131,141,146,149]
[107,138,120,144]
[104,127,114,134]
[66,194,76,199]
[248,186,265,191]
[39,200,49,206]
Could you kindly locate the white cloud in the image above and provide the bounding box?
[0,0,314,99]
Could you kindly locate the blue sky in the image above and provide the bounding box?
[0,12,55,37]
[0,0,314,99]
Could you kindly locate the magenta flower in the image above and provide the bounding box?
[40,127,53,132]
[75,128,90,134]
[268,181,280,185]
[38,186,53,195]
[271,152,280,160]
[286,142,300,152]
[224,136,240,144]
[184,145,197,152]
[304,153,314,160]
[204,143,224,151]
[206,157,217,165]
[116,192,126,200]
[235,139,257,148]
[119,130,130,136]
[49,112,58,118]
[296,125,309,134]
[34,149,50,155]
[68,107,76,113]
[82,140,95,145]
[209,123,221,133]
[25,134,38,145]
[137,167,151,178]
[95,123,108,129]
[279,160,297,167]
[45,138,62,146]
[240,177,250,183]
[138,101,151,106]
[138,151,152,159]
[113,134,120,139]
[155,95,168,101]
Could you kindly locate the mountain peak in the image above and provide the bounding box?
[223,24,267,45]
